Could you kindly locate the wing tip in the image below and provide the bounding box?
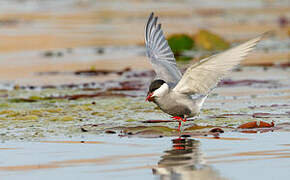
[147,12,155,26]
[240,31,269,51]
[157,23,161,31]
[153,16,158,26]
[252,31,271,44]
[145,12,155,42]
[259,31,273,39]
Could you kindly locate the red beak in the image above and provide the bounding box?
[146,92,154,102]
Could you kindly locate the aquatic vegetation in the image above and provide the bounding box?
[194,30,230,51]
[238,121,274,129]
[167,30,231,54]
[167,30,230,61]
[167,34,194,55]
[0,85,288,140]
[0,65,289,141]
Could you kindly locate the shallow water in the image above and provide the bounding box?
[1,132,290,180]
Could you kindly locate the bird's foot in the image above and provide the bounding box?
[171,116,187,122]
[171,116,187,132]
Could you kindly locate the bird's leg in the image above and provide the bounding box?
[177,121,182,132]
[171,116,187,131]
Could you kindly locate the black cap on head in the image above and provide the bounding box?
[149,79,166,93]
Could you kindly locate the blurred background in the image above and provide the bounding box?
[0,0,289,87]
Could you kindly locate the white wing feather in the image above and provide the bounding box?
[173,34,265,95]
[145,12,182,86]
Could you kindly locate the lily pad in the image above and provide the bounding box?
[167,34,194,55]
[194,30,230,51]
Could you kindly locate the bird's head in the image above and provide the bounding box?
[146,79,169,102]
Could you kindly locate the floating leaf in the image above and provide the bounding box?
[167,34,194,55]
[209,128,224,133]
[238,121,274,129]
[194,30,230,51]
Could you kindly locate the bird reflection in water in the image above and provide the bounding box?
[152,136,227,180]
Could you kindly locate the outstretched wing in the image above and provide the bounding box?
[173,34,265,95]
[145,12,182,86]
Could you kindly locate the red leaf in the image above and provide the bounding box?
[209,128,224,133]
[238,121,274,129]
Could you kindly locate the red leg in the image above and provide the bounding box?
[177,121,181,132]
[171,116,187,131]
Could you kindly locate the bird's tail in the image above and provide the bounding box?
[196,94,208,109]
[191,93,209,111]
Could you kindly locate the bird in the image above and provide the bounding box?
[144,12,265,132]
